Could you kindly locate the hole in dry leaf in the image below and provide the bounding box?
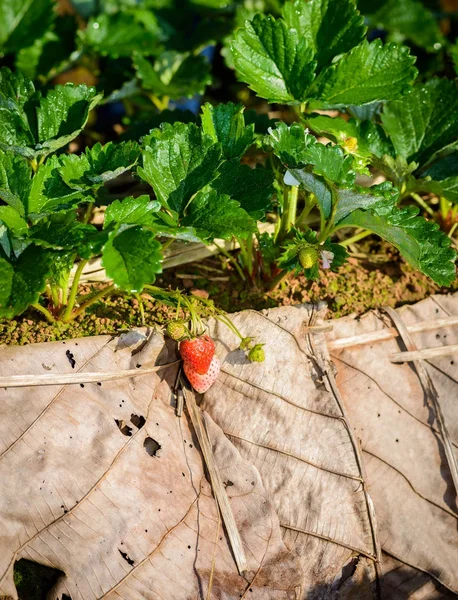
[115,420,133,437]
[144,437,161,457]
[14,559,64,599]
[65,350,76,369]
[62,594,72,599]
[118,549,135,566]
[130,414,146,429]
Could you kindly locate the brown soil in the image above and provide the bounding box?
[1,242,456,347]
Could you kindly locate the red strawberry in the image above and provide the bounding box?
[184,356,220,394]
[179,335,215,375]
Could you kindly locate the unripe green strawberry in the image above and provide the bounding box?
[298,246,318,269]
[248,343,265,363]
[166,320,188,341]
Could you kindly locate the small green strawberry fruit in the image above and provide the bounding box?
[248,343,265,363]
[298,246,318,269]
[166,320,188,341]
[239,337,253,351]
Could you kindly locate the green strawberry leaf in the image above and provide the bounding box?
[29,214,105,259]
[282,0,366,70]
[102,226,163,291]
[0,68,35,158]
[337,199,456,286]
[181,186,256,240]
[334,181,400,223]
[310,39,417,108]
[134,51,211,100]
[15,16,77,80]
[381,78,458,168]
[201,103,255,160]
[231,13,316,104]
[0,150,31,215]
[306,114,371,158]
[58,141,140,191]
[0,206,27,234]
[82,12,163,57]
[104,195,161,228]
[0,244,52,318]
[267,122,355,185]
[212,161,274,220]
[0,69,102,159]
[27,156,84,220]
[35,84,102,156]
[419,148,458,203]
[138,122,222,215]
[0,0,54,54]
[105,195,199,241]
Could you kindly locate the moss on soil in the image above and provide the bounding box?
[1,243,456,347]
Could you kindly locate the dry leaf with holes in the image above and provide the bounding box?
[0,331,301,599]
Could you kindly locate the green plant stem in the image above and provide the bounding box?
[214,241,246,282]
[135,293,145,325]
[31,303,56,323]
[411,192,435,217]
[295,194,317,229]
[82,202,94,224]
[276,185,298,243]
[64,284,115,322]
[341,229,372,247]
[440,196,451,221]
[448,222,458,239]
[245,234,254,277]
[162,238,175,253]
[50,284,60,308]
[267,269,290,291]
[62,259,88,321]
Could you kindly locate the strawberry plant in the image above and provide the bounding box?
[217,0,457,287]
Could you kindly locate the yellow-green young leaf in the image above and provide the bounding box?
[134,51,211,100]
[104,195,161,229]
[0,206,27,234]
[201,103,255,160]
[0,0,54,54]
[58,141,140,191]
[102,226,163,292]
[337,199,456,286]
[138,122,222,214]
[310,39,417,108]
[231,14,316,104]
[0,244,52,318]
[282,0,366,69]
[381,79,458,168]
[181,187,256,241]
